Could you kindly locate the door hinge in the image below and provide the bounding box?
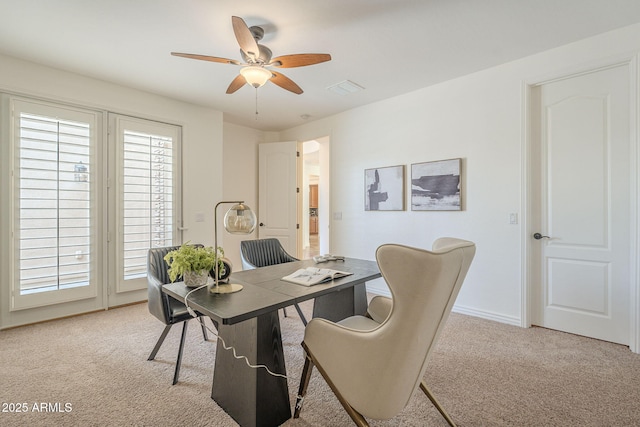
[297,151,300,157]
[297,187,300,193]
[297,224,300,229]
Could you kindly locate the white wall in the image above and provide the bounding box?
[317,136,331,255]
[0,54,223,328]
[220,127,291,269]
[221,123,263,269]
[276,23,640,326]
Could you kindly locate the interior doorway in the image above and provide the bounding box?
[301,137,329,259]
[527,62,635,347]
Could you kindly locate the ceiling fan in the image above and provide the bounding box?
[171,16,331,95]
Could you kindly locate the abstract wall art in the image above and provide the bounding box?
[364,165,405,211]
[411,158,461,211]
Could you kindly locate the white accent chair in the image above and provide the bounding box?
[294,238,476,427]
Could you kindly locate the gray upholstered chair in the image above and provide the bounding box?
[240,238,308,325]
[294,238,476,427]
[147,245,209,385]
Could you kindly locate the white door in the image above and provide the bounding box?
[107,114,182,306]
[531,64,631,345]
[258,142,299,256]
[9,98,102,313]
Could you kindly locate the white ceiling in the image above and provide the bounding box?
[2,0,640,131]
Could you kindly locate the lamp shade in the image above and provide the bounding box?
[240,66,272,88]
[223,203,257,234]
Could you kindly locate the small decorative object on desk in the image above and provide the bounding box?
[183,270,210,288]
[282,267,353,286]
[212,258,233,283]
[163,243,225,288]
[313,254,345,263]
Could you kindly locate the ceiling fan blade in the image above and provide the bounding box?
[171,52,239,65]
[270,71,303,94]
[226,74,247,94]
[232,16,260,61]
[269,53,332,68]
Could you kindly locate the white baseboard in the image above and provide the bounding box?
[366,283,523,328]
[451,305,522,327]
[365,281,390,298]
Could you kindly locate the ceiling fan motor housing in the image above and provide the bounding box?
[241,44,272,65]
[249,25,265,41]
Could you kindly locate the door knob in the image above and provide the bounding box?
[533,232,551,240]
[259,222,265,227]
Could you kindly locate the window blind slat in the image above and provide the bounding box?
[17,112,92,293]
[122,130,174,279]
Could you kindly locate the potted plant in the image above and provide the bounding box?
[164,243,226,288]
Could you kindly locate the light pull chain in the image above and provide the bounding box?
[255,87,259,120]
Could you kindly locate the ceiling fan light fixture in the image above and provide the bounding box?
[172,16,331,97]
[240,66,272,88]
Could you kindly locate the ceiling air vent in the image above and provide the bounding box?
[327,80,364,96]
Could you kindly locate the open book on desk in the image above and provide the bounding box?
[282,267,353,286]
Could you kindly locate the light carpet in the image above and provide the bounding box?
[1,301,639,426]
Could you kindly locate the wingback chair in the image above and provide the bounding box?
[240,238,308,325]
[147,245,209,385]
[294,238,476,426]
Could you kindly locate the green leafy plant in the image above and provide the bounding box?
[164,243,225,283]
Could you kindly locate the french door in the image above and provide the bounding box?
[10,98,102,311]
[8,97,181,319]
[107,114,182,305]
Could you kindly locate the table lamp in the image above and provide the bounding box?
[211,201,257,294]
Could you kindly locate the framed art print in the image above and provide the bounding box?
[364,165,405,211]
[411,158,461,211]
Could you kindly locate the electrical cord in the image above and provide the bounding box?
[183,284,292,381]
[183,283,207,318]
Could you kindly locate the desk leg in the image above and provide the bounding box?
[211,311,291,427]
[312,283,368,322]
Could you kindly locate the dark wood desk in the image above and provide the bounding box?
[163,258,381,427]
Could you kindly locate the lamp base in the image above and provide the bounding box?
[210,283,244,294]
